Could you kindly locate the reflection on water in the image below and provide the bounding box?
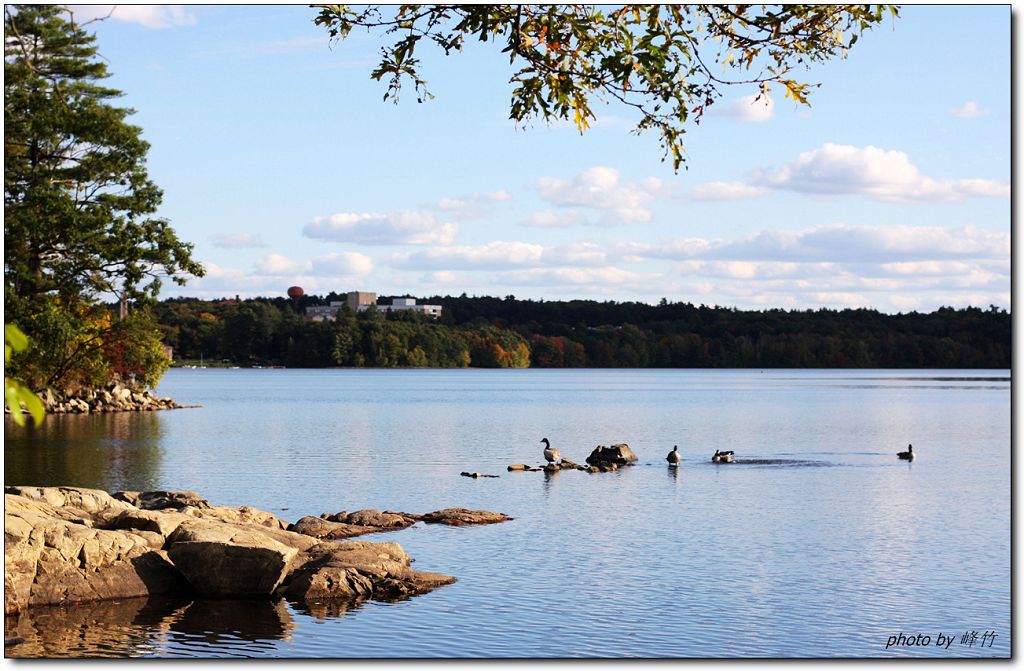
[5,597,297,658]
[2,369,1010,658]
[5,412,165,492]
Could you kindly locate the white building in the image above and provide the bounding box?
[305,292,441,320]
[380,297,443,318]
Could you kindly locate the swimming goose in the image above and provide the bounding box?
[666,445,681,466]
[541,438,561,464]
[712,449,735,464]
[897,444,914,460]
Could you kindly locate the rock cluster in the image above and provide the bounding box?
[290,506,513,540]
[4,486,513,616]
[508,444,639,474]
[14,385,197,416]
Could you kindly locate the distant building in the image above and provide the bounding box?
[305,291,442,321]
[380,297,442,318]
[306,301,346,321]
[346,291,377,311]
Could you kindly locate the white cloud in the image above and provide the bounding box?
[689,181,769,201]
[541,242,608,266]
[435,189,512,220]
[495,267,661,290]
[537,167,662,224]
[307,252,374,277]
[304,211,458,245]
[391,241,544,270]
[521,210,588,228]
[70,5,196,28]
[754,143,1009,202]
[209,233,266,249]
[255,254,301,275]
[950,101,989,118]
[727,94,775,122]
[423,271,458,285]
[627,223,1008,265]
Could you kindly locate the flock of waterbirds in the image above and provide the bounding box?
[538,439,917,467]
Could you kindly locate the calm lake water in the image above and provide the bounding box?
[4,368,1011,658]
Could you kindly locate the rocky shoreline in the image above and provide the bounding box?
[4,486,511,620]
[5,385,200,418]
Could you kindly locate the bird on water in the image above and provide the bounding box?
[712,449,735,464]
[666,445,682,466]
[897,444,914,460]
[541,438,561,465]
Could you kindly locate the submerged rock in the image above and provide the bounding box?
[420,508,513,526]
[325,509,420,529]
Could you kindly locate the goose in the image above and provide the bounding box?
[897,444,914,460]
[666,445,682,466]
[541,438,561,465]
[712,449,735,464]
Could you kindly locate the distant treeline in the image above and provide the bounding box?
[151,294,1011,369]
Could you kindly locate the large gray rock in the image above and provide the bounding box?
[585,443,638,466]
[165,521,299,596]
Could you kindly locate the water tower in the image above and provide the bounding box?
[287,286,304,312]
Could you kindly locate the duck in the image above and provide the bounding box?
[541,437,561,465]
[666,445,681,466]
[897,444,914,460]
[712,449,735,464]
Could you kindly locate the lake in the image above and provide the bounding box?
[4,368,1011,658]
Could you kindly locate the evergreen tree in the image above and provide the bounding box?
[4,5,203,388]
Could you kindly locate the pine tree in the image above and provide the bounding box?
[4,5,203,388]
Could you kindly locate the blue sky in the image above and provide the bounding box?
[73,4,1010,312]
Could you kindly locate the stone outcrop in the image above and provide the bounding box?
[586,443,639,467]
[289,516,388,541]
[281,541,455,602]
[4,486,462,616]
[165,521,301,596]
[4,490,186,615]
[5,385,199,418]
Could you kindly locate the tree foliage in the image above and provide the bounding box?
[313,4,898,170]
[4,5,201,391]
[152,294,1010,370]
[4,324,44,425]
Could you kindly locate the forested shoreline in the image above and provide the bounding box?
[152,295,1010,369]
